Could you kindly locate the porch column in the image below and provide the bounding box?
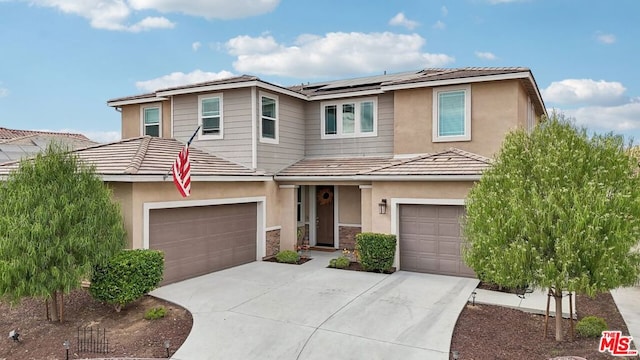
[279,185,298,252]
[359,185,372,233]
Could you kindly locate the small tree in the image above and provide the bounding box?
[463,114,640,341]
[0,143,126,321]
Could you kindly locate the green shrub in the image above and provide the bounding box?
[576,316,608,338]
[355,232,397,272]
[329,256,350,269]
[275,250,300,264]
[144,306,167,320]
[89,249,164,312]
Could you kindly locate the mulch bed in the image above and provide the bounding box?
[450,290,636,359]
[327,261,396,274]
[263,256,313,265]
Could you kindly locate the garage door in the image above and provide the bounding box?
[149,203,257,285]
[399,204,475,277]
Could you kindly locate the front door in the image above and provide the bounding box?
[316,186,334,247]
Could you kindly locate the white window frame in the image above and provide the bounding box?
[259,92,279,144]
[297,185,305,225]
[141,103,161,137]
[198,93,223,140]
[320,97,378,139]
[432,85,471,142]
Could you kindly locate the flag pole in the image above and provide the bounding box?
[163,126,201,180]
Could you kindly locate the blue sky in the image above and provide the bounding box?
[1,0,639,143]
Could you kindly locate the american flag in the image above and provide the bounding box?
[172,126,200,197]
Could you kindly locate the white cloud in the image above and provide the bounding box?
[0,87,8,97]
[560,101,640,132]
[23,0,278,31]
[433,20,446,30]
[135,69,235,92]
[128,0,280,19]
[441,6,448,16]
[226,32,455,78]
[596,32,616,44]
[475,51,497,60]
[192,41,201,51]
[543,79,627,106]
[389,12,419,30]
[26,0,175,32]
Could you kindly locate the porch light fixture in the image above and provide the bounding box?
[378,199,387,214]
[8,330,20,342]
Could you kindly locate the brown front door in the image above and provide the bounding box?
[316,186,334,247]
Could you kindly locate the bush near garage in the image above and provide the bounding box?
[355,232,396,272]
[90,249,164,312]
[276,250,300,264]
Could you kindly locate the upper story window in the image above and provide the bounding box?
[142,105,161,137]
[198,94,223,139]
[320,98,377,139]
[260,93,279,144]
[432,85,471,142]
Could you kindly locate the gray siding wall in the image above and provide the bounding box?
[304,93,394,158]
[257,92,305,172]
[173,88,253,167]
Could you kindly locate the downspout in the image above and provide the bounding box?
[251,86,257,170]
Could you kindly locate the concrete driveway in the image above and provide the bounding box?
[151,251,478,360]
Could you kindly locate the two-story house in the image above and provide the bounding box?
[6,67,545,285]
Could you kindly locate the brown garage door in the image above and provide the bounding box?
[149,203,257,285]
[399,204,475,277]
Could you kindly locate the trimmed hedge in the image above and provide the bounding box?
[355,232,397,272]
[89,249,164,312]
[276,250,300,264]
[576,315,608,338]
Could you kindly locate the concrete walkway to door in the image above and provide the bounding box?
[151,251,479,360]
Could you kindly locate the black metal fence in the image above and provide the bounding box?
[77,327,109,353]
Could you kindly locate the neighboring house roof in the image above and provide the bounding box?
[107,67,546,116]
[0,136,268,181]
[0,129,97,163]
[274,148,491,181]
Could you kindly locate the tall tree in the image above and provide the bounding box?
[0,143,125,321]
[463,114,640,341]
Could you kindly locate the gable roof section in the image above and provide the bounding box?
[0,127,90,141]
[0,129,97,164]
[0,136,268,182]
[274,148,491,181]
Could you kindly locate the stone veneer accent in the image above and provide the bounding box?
[339,226,361,250]
[266,229,281,257]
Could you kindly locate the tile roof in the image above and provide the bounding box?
[0,136,263,178]
[0,127,90,140]
[367,148,492,176]
[276,148,491,178]
[0,132,98,164]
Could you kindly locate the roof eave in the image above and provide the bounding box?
[273,174,482,182]
[381,71,532,91]
[107,96,169,107]
[156,80,308,100]
[101,174,273,182]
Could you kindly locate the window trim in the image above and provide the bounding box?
[432,85,471,142]
[259,92,279,144]
[198,93,223,140]
[141,103,161,137]
[297,185,305,225]
[320,97,378,139]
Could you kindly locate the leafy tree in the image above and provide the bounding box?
[463,114,640,341]
[0,143,126,321]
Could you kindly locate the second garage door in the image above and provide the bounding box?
[399,204,475,277]
[149,202,257,285]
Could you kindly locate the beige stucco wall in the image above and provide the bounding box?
[107,182,134,248]
[338,185,361,224]
[517,83,529,129]
[120,100,171,139]
[393,80,522,158]
[369,181,475,234]
[110,180,278,249]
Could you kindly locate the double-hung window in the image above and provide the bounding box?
[198,94,223,139]
[321,98,377,139]
[260,93,278,143]
[142,105,160,137]
[432,85,471,142]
